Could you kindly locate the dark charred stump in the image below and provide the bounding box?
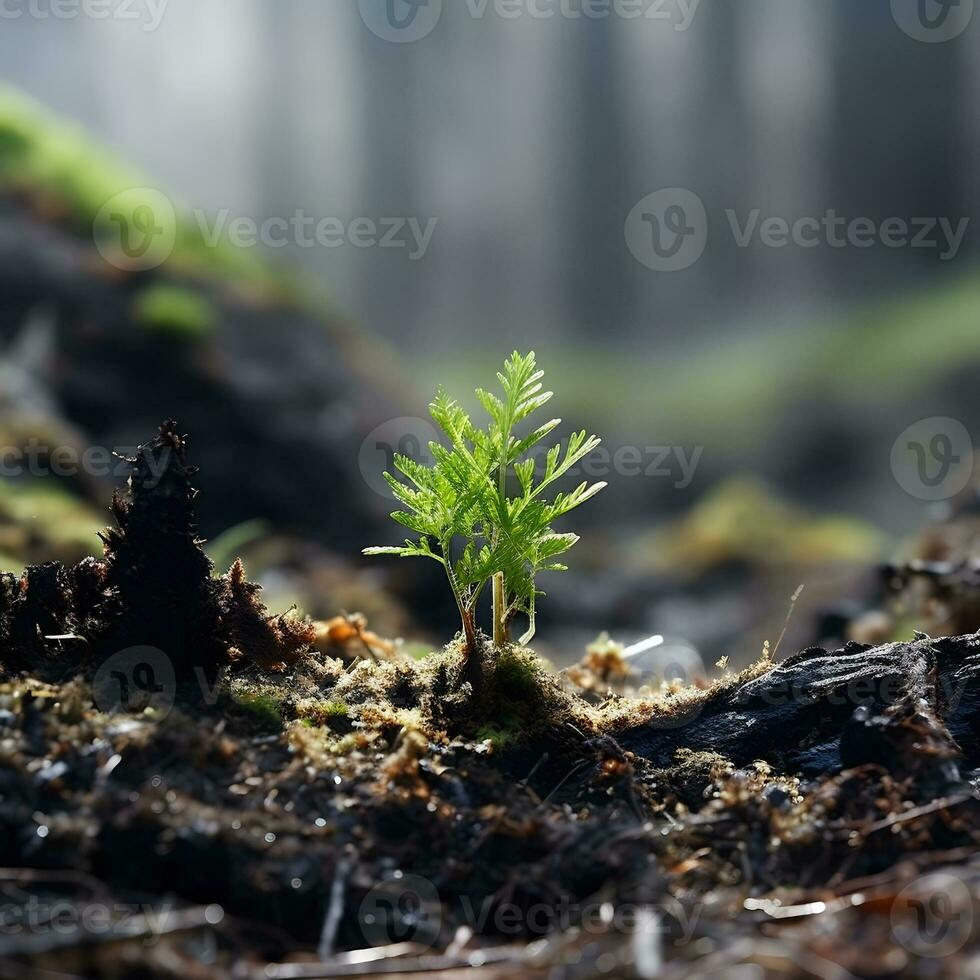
[0,422,314,684]
[95,421,226,683]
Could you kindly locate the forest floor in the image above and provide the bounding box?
[0,423,978,979]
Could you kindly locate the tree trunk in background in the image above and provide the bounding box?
[0,1,973,353]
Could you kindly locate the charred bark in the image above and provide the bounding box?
[0,422,314,684]
[619,635,980,793]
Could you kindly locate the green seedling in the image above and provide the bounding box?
[365,352,605,667]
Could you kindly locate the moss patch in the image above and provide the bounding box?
[633,475,883,576]
[0,478,102,568]
[133,284,216,341]
[231,689,284,728]
[296,698,350,731]
[0,86,297,301]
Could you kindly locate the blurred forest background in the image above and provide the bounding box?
[0,0,977,666]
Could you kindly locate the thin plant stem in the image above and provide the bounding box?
[492,571,507,648]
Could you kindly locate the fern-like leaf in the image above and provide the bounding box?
[364,351,604,648]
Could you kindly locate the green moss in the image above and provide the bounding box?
[491,648,542,701]
[462,646,573,750]
[0,87,141,226]
[632,475,883,577]
[474,723,518,752]
[233,690,283,727]
[133,284,216,341]
[0,86,298,302]
[295,698,352,731]
[0,478,102,566]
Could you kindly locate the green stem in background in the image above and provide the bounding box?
[492,384,514,640]
[519,588,536,646]
[492,571,507,649]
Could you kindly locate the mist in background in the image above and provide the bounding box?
[2,0,979,537]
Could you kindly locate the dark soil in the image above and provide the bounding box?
[0,423,978,978]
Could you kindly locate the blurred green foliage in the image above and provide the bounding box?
[0,479,102,571]
[630,476,883,576]
[132,284,216,341]
[0,86,295,301]
[422,271,980,449]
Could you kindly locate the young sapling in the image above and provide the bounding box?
[364,352,605,677]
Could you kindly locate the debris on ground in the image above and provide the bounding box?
[0,424,978,978]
